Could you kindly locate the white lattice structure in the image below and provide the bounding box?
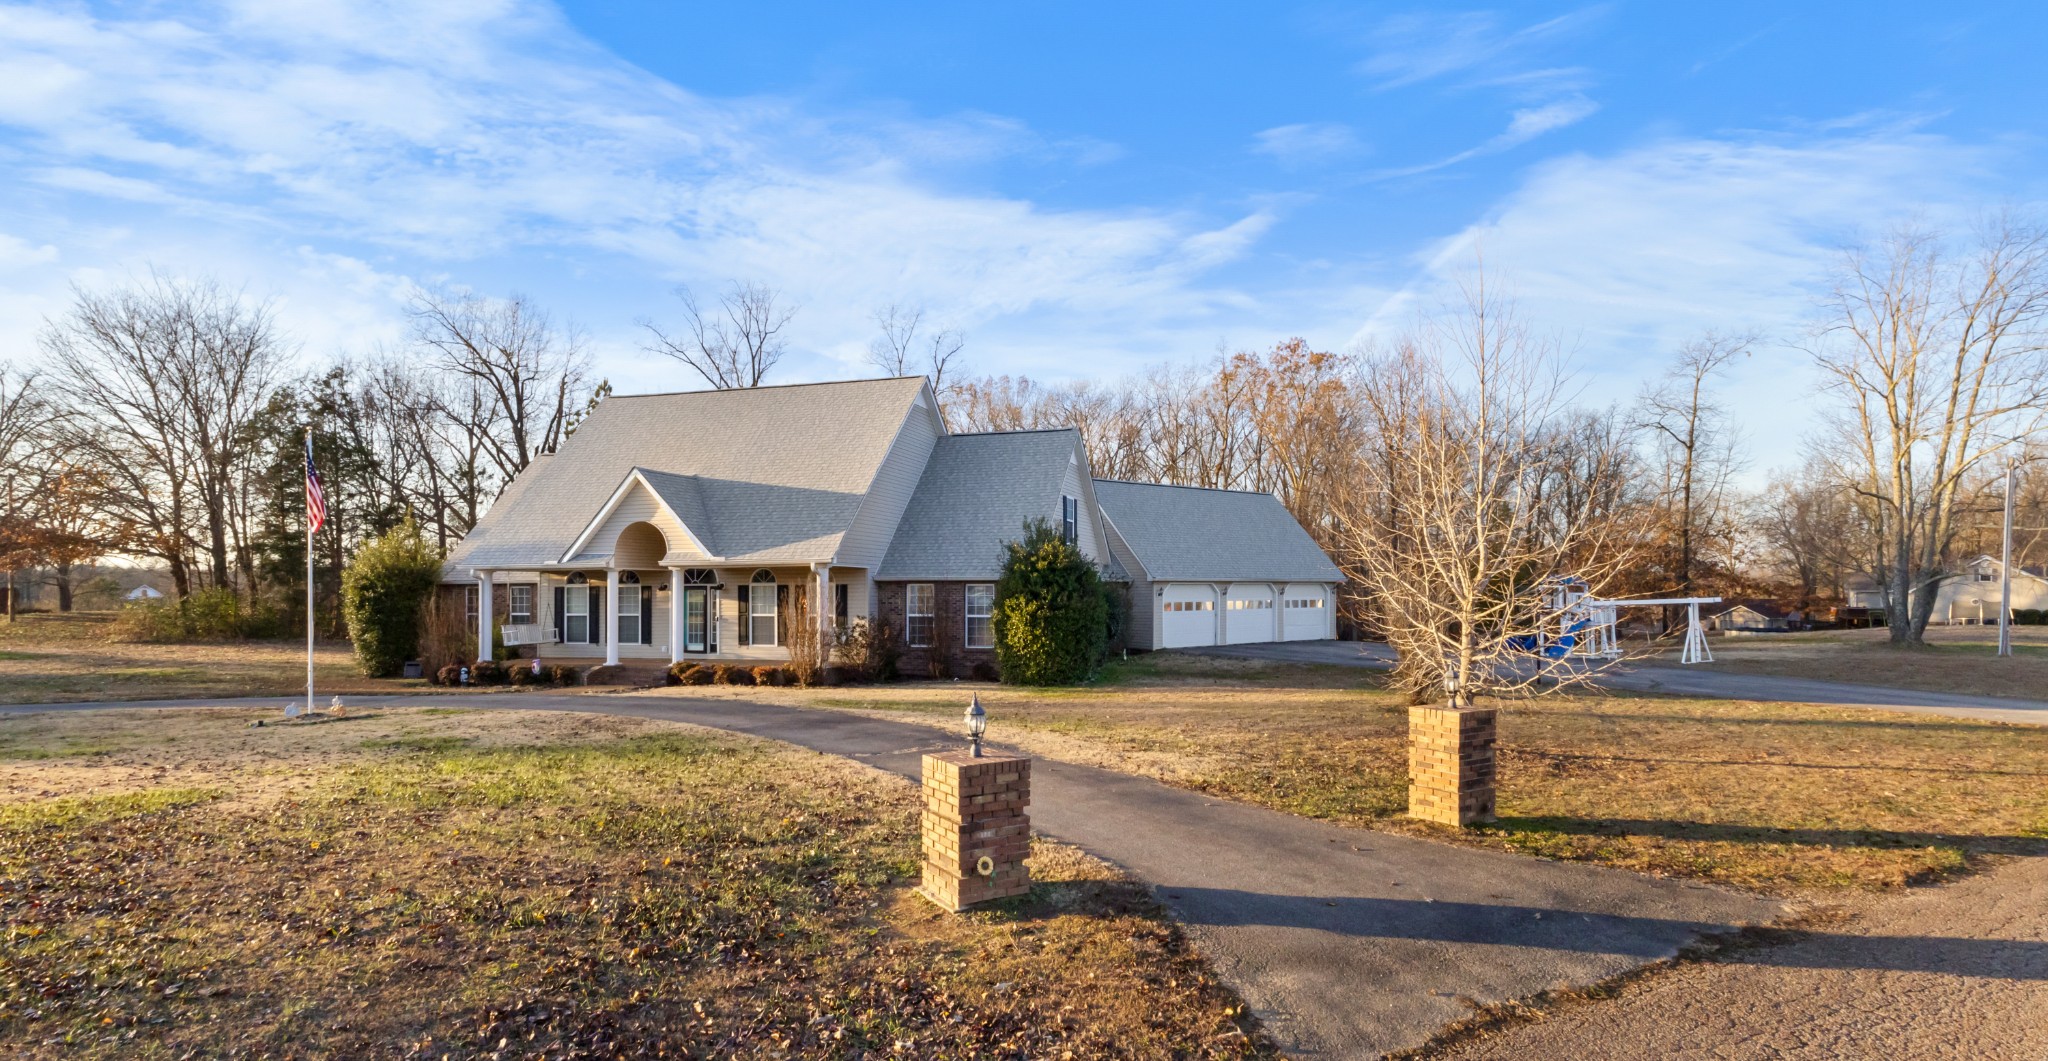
[1535,578,1721,665]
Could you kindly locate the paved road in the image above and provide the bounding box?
[4,693,1784,1060]
[1197,642,2048,726]
[1432,853,2048,1060]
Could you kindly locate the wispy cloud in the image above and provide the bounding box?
[1375,95,1600,178]
[1251,122,1365,166]
[1354,7,1603,92]
[0,0,1274,385]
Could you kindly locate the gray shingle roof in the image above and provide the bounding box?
[445,377,926,571]
[1091,479,1342,583]
[877,429,1080,580]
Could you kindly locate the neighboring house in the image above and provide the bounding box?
[1704,600,1800,633]
[124,585,165,601]
[439,377,1343,674]
[1930,555,2048,624]
[1839,557,2048,623]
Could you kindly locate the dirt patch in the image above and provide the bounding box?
[0,707,1273,1059]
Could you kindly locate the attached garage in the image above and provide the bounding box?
[1283,584,1332,641]
[1225,584,1276,643]
[1161,583,1218,648]
[1094,479,1346,653]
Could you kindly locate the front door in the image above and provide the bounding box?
[684,586,710,653]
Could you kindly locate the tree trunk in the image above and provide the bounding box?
[56,562,73,612]
[169,556,191,599]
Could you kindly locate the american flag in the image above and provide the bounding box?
[304,432,326,534]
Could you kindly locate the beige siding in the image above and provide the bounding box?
[837,393,942,569]
[1103,518,1156,649]
[586,481,708,565]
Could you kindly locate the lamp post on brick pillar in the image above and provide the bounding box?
[918,700,1031,912]
[1407,670,1498,827]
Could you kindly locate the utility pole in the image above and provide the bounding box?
[1999,459,2016,658]
[4,473,15,624]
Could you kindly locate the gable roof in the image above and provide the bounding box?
[1092,479,1342,583]
[446,377,929,571]
[876,429,1084,580]
[559,467,719,563]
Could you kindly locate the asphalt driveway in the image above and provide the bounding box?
[3,692,1785,1060]
[1196,641,2048,726]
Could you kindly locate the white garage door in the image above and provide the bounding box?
[1161,584,1217,648]
[1283,585,1330,641]
[1225,584,1276,644]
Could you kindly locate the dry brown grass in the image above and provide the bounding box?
[1648,624,2048,701]
[0,612,426,705]
[0,707,1273,1059]
[747,655,2048,897]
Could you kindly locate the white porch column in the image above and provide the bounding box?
[476,570,493,661]
[816,563,833,643]
[604,568,622,666]
[669,568,685,664]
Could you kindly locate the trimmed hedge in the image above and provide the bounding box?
[341,518,444,677]
[992,518,1111,686]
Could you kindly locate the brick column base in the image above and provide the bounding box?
[1407,705,1498,826]
[919,750,1032,911]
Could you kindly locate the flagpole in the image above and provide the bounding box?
[306,426,316,713]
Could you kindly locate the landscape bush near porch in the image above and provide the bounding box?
[992,519,1110,685]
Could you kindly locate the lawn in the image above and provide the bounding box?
[1650,624,2048,701]
[0,612,425,705]
[747,654,2048,897]
[0,707,1271,1059]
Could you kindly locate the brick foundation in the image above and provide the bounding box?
[1407,705,1498,826]
[919,750,1032,911]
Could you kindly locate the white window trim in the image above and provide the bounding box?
[562,583,591,643]
[749,582,778,647]
[508,584,534,625]
[964,584,994,649]
[906,583,936,648]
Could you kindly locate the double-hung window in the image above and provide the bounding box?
[616,573,641,644]
[464,585,480,627]
[964,584,994,649]
[507,585,534,625]
[562,575,590,643]
[906,583,936,648]
[748,570,778,646]
[1061,495,1079,544]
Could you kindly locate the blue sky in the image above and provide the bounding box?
[0,1,2041,477]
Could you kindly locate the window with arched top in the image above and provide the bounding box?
[684,568,717,585]
[745,570,778,646]
[566,572,588,585]
[620,571,640,585]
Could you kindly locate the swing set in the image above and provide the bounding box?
[1528,577,1722,665]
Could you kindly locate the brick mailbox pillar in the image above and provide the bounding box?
[919,750,1031,912]
[1407,705,1498,826]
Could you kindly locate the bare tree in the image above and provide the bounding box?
[1633,332,1751,624]
[1807,217,2048,645]
[407,287,593,490]
[41,276,290,597]
[1752,459,1864,599]
[641,281,796,389]
[1333,275,1637,703]
[0,363,61,616]
[868,303,966,399]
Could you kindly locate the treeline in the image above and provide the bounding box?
[0,276,597,633]
[1,218,2041,657]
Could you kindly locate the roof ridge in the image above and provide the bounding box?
[1094,477,1276,498]
[947,427,1079,439]
[605,376,924,401]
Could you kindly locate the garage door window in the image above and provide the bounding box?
[1226,599,1271,610]
[1165,600,1212,612]
[1287,598,1325,609]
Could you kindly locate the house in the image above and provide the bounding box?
[439,377,1343,676]
[1930,555,2048,624]
[1839,557,2048,624]
[124,585,164,601]
[1704,600,1801,633]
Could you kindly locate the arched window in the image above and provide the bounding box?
[683,568,717,585]
[745,570,778,646]
[566,572,588,585]
[620,571,640,585]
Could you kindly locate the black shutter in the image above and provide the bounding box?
[591,586,604,646]
[776,585,789,647]
[738,586,750,646]
[554,587,565,643]
[641,586,654,645]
